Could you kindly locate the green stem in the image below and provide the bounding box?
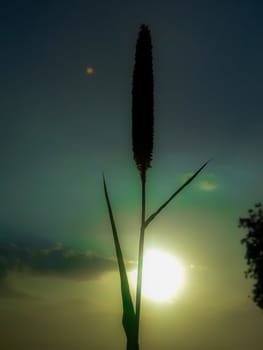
[135,174,146,344]
[127,338,140,350]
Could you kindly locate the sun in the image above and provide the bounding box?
[130,249,185,303]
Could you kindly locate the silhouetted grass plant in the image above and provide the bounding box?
[103,24,209,350]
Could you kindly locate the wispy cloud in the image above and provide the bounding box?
[0,239,119,295]
[198,180,218,192]
[180,172,218,192]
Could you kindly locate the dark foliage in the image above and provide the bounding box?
[239,202,263,309]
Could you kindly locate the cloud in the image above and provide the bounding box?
[198,180,218,192]
[0,239,119,293]
[180,173,218,192]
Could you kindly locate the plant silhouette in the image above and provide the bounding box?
[239,202,263,309]
[103,24,209,350]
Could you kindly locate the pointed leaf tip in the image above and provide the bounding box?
[102,175,136,339]
[144,159,210,228]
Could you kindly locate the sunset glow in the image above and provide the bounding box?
[131,249,185,303]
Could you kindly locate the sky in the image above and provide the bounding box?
[1,0,263,349]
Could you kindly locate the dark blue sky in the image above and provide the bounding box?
[1,0,263,247]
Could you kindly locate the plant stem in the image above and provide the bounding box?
[127,338,140,350]
[135,174,146,344]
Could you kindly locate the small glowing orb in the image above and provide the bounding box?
[130,249,185,303]
[86,67,94,74]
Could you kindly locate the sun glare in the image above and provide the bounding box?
[130,249,185,303]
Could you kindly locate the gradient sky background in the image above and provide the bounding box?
[1,0,263,349]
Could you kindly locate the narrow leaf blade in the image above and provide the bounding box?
[103,174,136,339]
[145,160,211,228]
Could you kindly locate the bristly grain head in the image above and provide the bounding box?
[132,24,154,181]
